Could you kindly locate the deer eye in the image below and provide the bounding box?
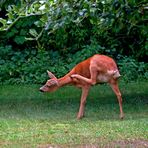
[46,84,51,88]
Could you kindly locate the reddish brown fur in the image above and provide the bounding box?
[40,54,124,119]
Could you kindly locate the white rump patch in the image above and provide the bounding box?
[107,70,121,79]
[97,70,121,83]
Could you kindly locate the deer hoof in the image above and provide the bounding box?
[120,114,124,120]
[77,114,84,120]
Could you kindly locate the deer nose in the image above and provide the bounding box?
[39,88,44,92]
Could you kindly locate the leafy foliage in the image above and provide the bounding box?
[118,56,148,82]
[0,45,147,84]
[0,0,147,84]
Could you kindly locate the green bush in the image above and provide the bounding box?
[0,46,70,84]
[0,45,147,84]
[118,56,148,82]
[0,0,147,59]
[0,0,147,84]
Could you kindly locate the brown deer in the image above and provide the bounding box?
[39,54,124,119]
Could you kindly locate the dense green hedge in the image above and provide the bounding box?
[0,0,147,84]
[0,45,147,84]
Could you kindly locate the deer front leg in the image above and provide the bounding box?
[77,86,90,119]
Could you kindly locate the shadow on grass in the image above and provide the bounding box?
[0,83,147,121]
[0,97,147,122]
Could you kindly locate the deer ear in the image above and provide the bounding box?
[47,70,57,79]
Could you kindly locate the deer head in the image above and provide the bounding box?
[39,70,59,92]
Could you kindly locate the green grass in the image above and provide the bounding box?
[0,82,148,147]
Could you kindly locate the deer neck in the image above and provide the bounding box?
[58,74,72,87]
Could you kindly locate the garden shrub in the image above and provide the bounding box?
[0,45,147,84]
[0,0,147,84]
[118,56,148,82]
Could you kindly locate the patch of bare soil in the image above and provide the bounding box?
[38,139,148,148]
[106,139,148,148]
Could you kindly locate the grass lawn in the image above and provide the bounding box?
[0,81,148,147]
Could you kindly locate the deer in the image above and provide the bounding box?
[39,54,124,119]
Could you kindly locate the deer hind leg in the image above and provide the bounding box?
[77,86,90,119]
[109,80,124,119]
[71,66,98,85]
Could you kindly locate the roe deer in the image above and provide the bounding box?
[40,54,124,119]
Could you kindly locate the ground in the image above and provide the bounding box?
[0,81,148,147]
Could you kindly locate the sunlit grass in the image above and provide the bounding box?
[0,81,148,147]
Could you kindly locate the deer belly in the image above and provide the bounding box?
[97,74,110,83]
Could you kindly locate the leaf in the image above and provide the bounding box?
[7,20,13,24]
[39,0,46,4]
[39,4,46,11]
[29,29,38,37]
[25,37,36,41]
[0,18,7,25]
[14,36,26,44]
[34,20,44,27]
